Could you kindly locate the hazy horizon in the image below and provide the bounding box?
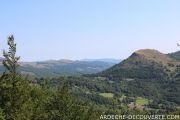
[0,0,180,61]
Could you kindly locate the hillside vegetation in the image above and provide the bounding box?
[0,36,180,119]
[99,49,180,79]
[168,51,180,61]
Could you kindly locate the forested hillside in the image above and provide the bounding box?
[34,49,180,116]
[99,49,180,80]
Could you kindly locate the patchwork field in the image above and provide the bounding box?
[99,93,114,98]
[135,97,149,105]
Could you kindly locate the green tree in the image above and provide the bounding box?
[30,78,53,120]
[0,35,32,119]
[48,78,100,120]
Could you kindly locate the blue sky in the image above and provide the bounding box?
[0,0,180,61]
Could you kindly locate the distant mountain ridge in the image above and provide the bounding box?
[0,50,179,78]
[0,59,117,77]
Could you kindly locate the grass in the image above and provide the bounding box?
[136,97,149,106]
[119,95,126,101]
[99,93,114,98]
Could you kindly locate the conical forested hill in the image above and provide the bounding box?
[99,49,180,79]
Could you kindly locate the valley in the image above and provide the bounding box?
[33,49,180,115]
[0,38,179,119]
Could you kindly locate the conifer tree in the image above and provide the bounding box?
[0,35,31,120]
